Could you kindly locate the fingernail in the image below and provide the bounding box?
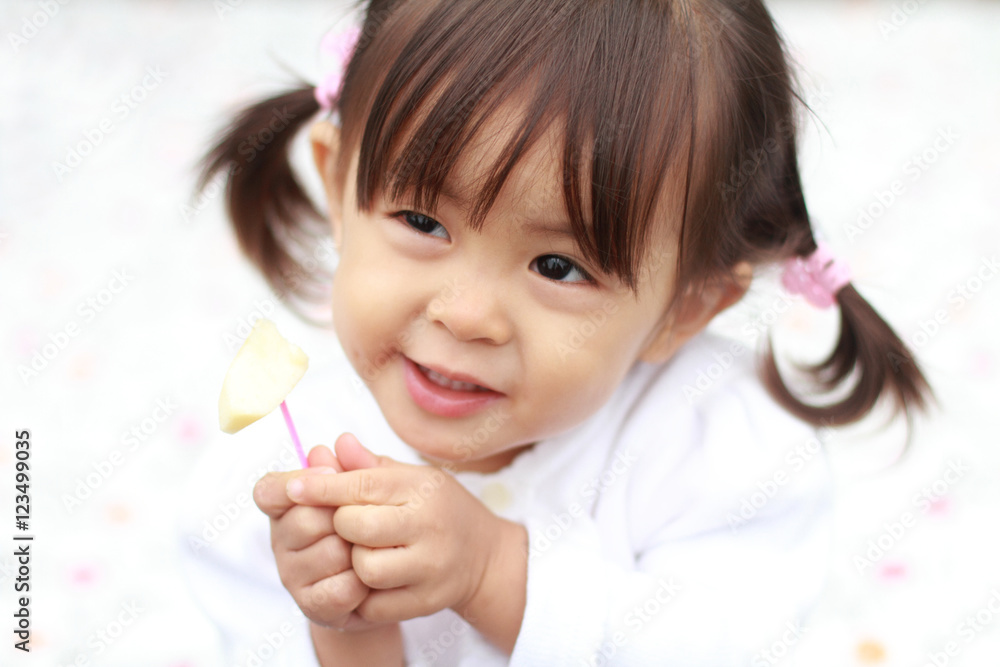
[313,466,337,475]
[287,479,304,499]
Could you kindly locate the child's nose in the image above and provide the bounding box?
[425,274,512,345]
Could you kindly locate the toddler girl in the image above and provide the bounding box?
[181,0,931,665]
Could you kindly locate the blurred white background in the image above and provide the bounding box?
[2,1,998,665]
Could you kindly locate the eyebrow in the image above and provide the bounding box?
[521,221,575,238]
[436,182,575,238]
[437,181,468,207]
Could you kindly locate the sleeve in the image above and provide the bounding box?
[508,367,835,666]
[176,527,322,667]
[173,418,322,667]
[173,350,426,667]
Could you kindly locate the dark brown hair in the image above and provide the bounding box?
[199,0,931,426]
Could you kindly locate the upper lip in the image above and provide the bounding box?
[409,357,502,394]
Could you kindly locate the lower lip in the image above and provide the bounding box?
[402,357,504,418]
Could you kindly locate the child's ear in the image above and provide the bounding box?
[309,121,344,248]
[639,261,754,364]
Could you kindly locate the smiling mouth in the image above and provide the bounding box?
[402,357,504,418]
[416,364,491,392]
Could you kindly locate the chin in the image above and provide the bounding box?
[387,410,510,463]
[399,420,479,460]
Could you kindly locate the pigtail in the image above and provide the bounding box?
[197,85,330,311]
[761,282,933,427]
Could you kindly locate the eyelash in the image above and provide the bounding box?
[391,210,597,285]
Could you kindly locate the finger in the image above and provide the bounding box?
[309,614,384,637]
[299,568,371,626]
[254,467,338,517]
[355,587,431,625]
[335,432,387,471]
[286,466,413,507]
[333,505,420,548]
[270,504,336,552]
[333,505,416,548]
[308,444,343,471]
[351,543,418,590]
[253,472,298,517]
[275,533,354,586]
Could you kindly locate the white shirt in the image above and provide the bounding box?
[176,331,833,666]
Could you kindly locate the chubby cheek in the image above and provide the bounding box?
[526,311,647,432]
[332,254,403,373]
[517,344,621,441]
[331,265,366,365]
[331,278,362,370]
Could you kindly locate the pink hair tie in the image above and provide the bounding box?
[781,242,852,309]
[315,25,362,111]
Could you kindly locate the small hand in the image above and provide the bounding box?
[285,434,512,626]
[253,440,374,630]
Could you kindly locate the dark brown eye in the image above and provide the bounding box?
[532,255,590,283]
[400,211,448,239]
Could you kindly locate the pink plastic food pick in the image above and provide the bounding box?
[280,400,308,468]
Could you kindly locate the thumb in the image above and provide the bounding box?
[306,444,343,472]
[334,432,394,471]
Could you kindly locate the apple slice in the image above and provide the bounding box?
[218,319,309,434]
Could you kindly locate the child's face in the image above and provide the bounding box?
[313,105,728,473]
